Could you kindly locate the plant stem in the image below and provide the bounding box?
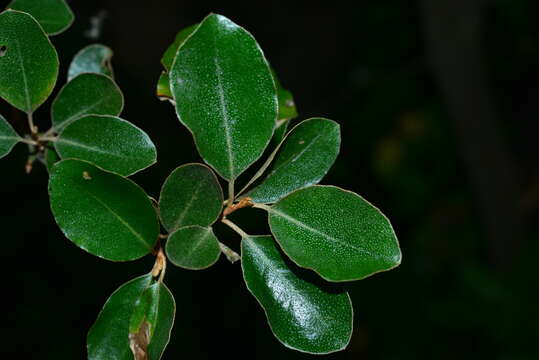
[39,136,58,142]
[218,242,241,263]
[252,203,272,212]
[228,179,235,205]
[27,112,37,136]
[151,246,167,283]
[222,218,249,238]
[18,138,37,146]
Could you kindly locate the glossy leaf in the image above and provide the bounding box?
[51,73,124,132]
[272,119,289,146]
[87,274,153,360]
[159,163,223,232]
[161,24,197,71]
[242,236,353,354]
[129,282,176,360]
[8,0,74,35]
[0,10,58,113]
[0,114,20,158]
[247,118,340,203]
[170,14,277,180]
[165,225,221,270]
[55,115,157,176]
[68,44,114,81]
[156,72,172,100]
[267,185,401,282]
[48,159,159,261]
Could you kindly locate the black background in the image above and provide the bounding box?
[1,1,538,359]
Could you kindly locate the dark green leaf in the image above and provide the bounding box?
[44,146,59,171]
[165,225,221,270]
[156,72,172,100]
[266,186,401,282]
[161,24,197,71]
[68,44,114,81]
[51,73,124,132]
[87,274,153,360]
[0,10,58,113]
[55,115,157,176]
[242,236,353,354]
[170,14,277,180]
[8,0,74,35]
[271,68,298,121]
[159,163,223,232]
[271,119,289,146]
[247,118,340,203]
[0,114,20,158]
[129,282,176,360]
[49,159,159,261]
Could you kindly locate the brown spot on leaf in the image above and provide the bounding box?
[82,171,92,180]
[129,321,150,360]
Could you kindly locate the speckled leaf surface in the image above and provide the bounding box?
[248,118,340,203]
[161,24,197,71]
[170,14,277,180]
[267,185,401,282]
[129,282,176,360]
[55,115,156,176]
[159,163,223,233]
[242,236,353,354]
[48,159,159,261]
[0,10,58,113]
[272,119,289,146]
[0,114,20,158]
[166,226,221,270]
[68,44,113,81]
[87,274,153,360]
[8,0,74,35]
[51,73,124,132]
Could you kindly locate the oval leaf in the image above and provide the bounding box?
[165,226,221,270]
[170,14,277,180]
[68,44,114,81]
[161,24,197,71]
[242,236,353,354]
[0,9,59,113]
[267,185,401,282]
[247,118,340,203]
[8,0,74,35]
[55,115,157,176]
[0,114,20,158]
[49,159,159,261]
[159,163,223,232]
[87,274,153,360]
[129,282,176,360]
[51,73,124,132]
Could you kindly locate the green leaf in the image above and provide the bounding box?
[272,68,298,121]
[170,14,277,180]
[7,0,74,35]
[87,274,153,360]
[55,115,157,176]
[0,114,20,159]
[44,146,59,172]
[129,282,176,360]
[48,159,159,261]
[266,185,401,282]
[68,44,114,81]
[161,24,197,71]
[247,118,340,203]
[271,119,289,146]
[51,73,124,133]
[242,236,353,354]
[159,163,223,233]
[165,225,221,270]
[0,9,59,113]
[156,72,172,100]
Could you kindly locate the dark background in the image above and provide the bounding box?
[2,0,538,359]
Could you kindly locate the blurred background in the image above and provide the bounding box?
[1,0,538,359]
